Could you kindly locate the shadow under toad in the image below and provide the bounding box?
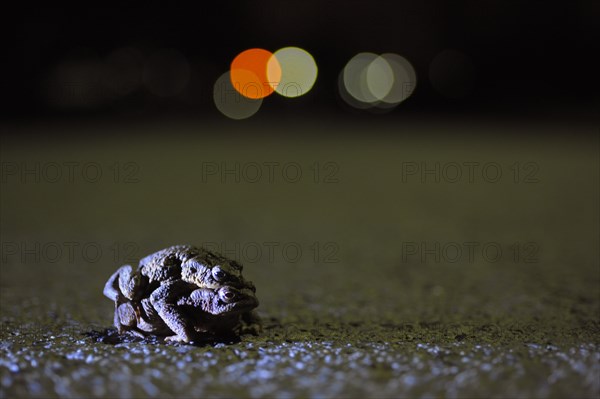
[84,328,242,347]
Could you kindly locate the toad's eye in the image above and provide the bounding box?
[189,266,197,273]
[219,287,236,303]
[212,266,226,281]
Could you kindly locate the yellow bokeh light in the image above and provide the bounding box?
[267,47,318,98]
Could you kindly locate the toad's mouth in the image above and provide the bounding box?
[208,286,259,315]
[210,295,257,315]
[217,295,259,313]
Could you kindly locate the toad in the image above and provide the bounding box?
[106,245,254,301]
[113,281,259,342]
[103,245,260,342]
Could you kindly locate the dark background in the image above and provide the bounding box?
[6,1,599,121]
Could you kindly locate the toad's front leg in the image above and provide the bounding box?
[114,302,146,338]
[103,266,126,303]
[150,280,197,343]
[240,310,262,335]
[103,264,146,302]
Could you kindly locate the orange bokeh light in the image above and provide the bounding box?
[230,48,281,99]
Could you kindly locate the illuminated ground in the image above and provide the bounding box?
[1,116,598,398]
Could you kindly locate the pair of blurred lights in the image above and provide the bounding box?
[214,47,318,119]
[339,53,416,111]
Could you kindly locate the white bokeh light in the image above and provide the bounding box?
[379,53,417,105]
[366,56,394,100]
[343,52,380,104]
[340,52,417,111]
[213,71,262,120]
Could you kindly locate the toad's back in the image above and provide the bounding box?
[138,245,201,283]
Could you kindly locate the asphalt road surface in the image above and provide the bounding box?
[1,116,598,398]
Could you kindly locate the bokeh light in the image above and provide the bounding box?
[379,53,417,105]
[214,71,262,120]
[366,56,394,100]
[103,47,143,96]
[343,52,380,104]
[340,52,417,111]
[45,50,107,108]
[268,47,318,98]
[337,71,372,110]
[230,48,280,99]
[429,49,475,99]
[143,48,191,97]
